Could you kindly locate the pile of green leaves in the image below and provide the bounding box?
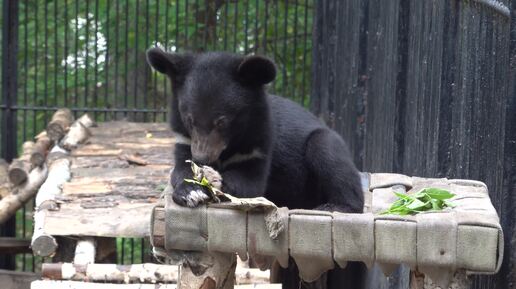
[381,188,456,215]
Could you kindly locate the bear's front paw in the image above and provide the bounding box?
[172,182,211,208]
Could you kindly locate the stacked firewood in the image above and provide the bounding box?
[0,109,95,225]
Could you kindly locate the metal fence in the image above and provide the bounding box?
[0,0,314,271]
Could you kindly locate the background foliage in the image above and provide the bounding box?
[3,0,314,271]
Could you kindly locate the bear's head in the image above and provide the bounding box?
[146,47,276,165]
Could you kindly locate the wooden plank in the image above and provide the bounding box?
[62,174,167,199]
[42,202,155,237]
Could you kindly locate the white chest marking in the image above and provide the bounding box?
[222,148,265,169]
[174,132,191,145]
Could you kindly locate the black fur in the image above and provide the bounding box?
[147,48,365,288]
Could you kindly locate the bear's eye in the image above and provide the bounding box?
[214,116,228,129]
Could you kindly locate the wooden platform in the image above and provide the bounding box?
[38,121,174,238]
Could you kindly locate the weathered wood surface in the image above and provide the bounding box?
[34,121,173,239]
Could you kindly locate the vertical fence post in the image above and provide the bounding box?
[1,0,19,161]
[1,0,19,270]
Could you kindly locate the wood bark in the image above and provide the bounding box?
[0,165,48,224]
[8,141,35,186]
[31,132,52,167]
[46,108,74,141]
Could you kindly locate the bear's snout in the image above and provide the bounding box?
[191,131,226,165]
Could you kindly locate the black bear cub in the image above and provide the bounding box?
[146,48,365,288]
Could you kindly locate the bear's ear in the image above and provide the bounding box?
[146,47,191,76]
[237,55,276,85]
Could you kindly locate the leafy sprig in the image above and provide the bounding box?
[381,188,456,215]
[184,160,223,202]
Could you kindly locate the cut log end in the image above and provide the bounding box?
[31,134,52,167]
[47,122,67,142]
[47,109,74,142]
[8,167,28,186]
[32,234,58,257]
[30,154,46,168]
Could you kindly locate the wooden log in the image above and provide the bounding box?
[42,263,179,283]
[31,280,281,289]
[35,158,71,210]
[32,153,70,257]
[60,121,91,151]
[0,165,48,224]
[31,132,52,167]
[0,159,9,199]
[39,202,156,238]
[76,113,96,128]
[74,238,96,265]
[178,252,237,289]
[409,270,470,289]
[8,141,35,186]
[31,210,58,257]
[40,262,269,285]
[46,108,74,141]
[31,280,176,289]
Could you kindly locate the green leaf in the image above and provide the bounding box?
[381,188,456,215]
[393,192,414,201]
[423,188,455,200]
[406,199,427,210]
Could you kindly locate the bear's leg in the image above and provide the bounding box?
[304,128,364,213]
[294,129,366,289]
